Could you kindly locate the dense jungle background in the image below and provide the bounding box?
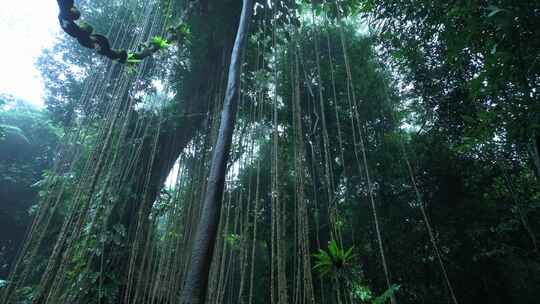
[1,0,539,303]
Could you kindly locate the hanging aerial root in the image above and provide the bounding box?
[56,0,190,64]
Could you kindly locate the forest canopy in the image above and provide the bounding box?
[0,0,539,304]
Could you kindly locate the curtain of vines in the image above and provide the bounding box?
[1,1,462,304]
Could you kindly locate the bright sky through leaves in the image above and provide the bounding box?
[0,1,59,107]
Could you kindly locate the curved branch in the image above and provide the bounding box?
[56,0,189,64]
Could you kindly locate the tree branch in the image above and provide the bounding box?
[56,0,190,64]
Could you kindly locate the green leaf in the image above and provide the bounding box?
[372,285,400,304]
[126,53,142,64]
[490,43,498,55]
[486,5,505,18]
[328,240,339,258]
[151,36,171,49]
[344,246,355,261]
[177,24,191,36]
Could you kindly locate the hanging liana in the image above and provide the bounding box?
[56,0,190,64]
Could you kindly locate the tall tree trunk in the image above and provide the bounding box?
[180,0,254,303]
[98,1,243,301]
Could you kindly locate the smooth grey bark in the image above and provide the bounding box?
[180,0,254,303]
